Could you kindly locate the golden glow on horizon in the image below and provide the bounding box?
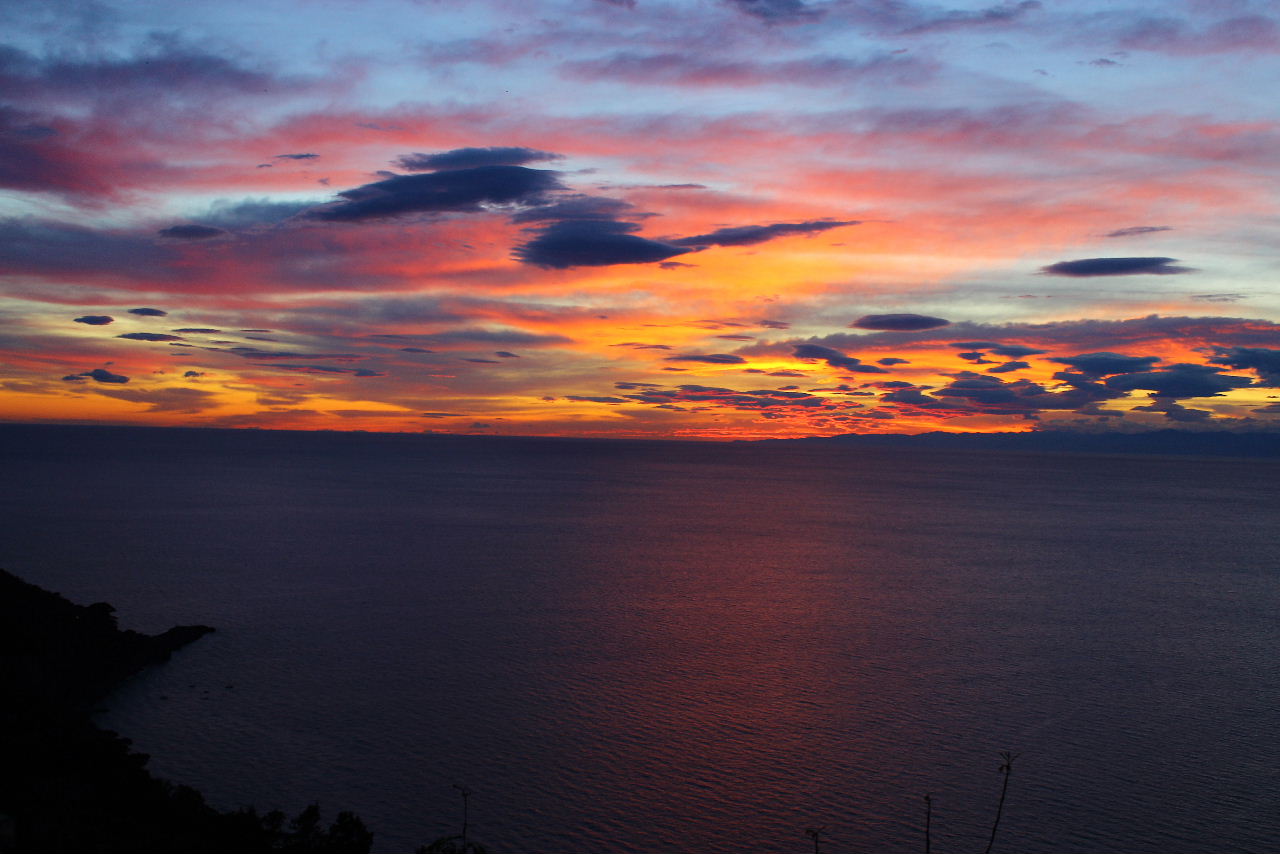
[3,0,1279,438]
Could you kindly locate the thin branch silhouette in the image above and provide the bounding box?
[923,793,932,854]
[453,784,472,850]
[984,751,1020,854]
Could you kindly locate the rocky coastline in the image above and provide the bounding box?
[0,569,372,853]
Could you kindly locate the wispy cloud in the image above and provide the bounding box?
[1,0,1277,437]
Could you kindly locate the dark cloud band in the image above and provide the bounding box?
[851,313,951,331]
[308,166,565,222]
[395,147,562,172]
[672,219,858,249]
[514,219,689,268]
[1041,257,1192,277]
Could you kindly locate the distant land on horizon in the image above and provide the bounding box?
[3,421,1280,459]
[763,428,1280,457]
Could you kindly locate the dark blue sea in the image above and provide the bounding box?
[4,425,1279,853]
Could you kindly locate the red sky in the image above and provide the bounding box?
[3,0,1280,438]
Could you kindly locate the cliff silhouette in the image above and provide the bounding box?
[0,569,372,853]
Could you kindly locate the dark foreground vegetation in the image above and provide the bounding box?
[0,569,372,853]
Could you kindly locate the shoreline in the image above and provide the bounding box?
[0,568,372,853]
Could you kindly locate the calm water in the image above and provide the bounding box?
[4,426,1279,853]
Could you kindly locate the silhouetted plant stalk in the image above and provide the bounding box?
[984,751,1019,854]
[923,793,932,854]
[804,826,825,854]
[419,785,488,854]
[453,783,472,850]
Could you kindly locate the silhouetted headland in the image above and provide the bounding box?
[0,569,372,853]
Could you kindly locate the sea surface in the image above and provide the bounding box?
[4,425,1279,853]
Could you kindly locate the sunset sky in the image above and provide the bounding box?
[4,0,1280,438]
